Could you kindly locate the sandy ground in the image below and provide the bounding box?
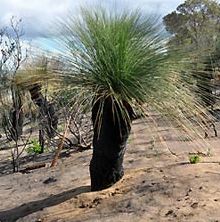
[1,117,220,222]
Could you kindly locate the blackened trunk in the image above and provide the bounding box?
[10,108,24,141]
[29,84,58,139]
[10,88,24,141]
[39,129,45,154]
[90,97,134,191]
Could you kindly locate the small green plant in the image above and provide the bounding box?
[189,155,200,164]
[26,139,43,154]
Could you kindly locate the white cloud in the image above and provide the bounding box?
[0,0,185,46]
[0,0,76,37]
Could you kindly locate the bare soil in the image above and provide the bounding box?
[1,117,220,222]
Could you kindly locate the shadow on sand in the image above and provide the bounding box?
[0,185,90,222]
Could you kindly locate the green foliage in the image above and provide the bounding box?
[61,9,170,105]
[26,139,43,154]
[189,154,200,164]
[57,8,208,129]
[163,0,220,111]
[163,0,220,52]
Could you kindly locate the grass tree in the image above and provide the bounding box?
[59,8,210,191]
[16,56,59,152]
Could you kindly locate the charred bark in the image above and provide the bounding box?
[9,108,24,141]
[90,97,134,191]
[9,88,24,141]
[29,84,58,139]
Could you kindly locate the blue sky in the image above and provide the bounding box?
[0,0,185,51]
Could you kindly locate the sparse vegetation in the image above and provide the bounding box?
[1,1,220,221]
[26,139,46,154]
[189,154,201,164]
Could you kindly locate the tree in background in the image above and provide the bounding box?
[163,0,220,52]
[163,0,220,132]
[0,17,29,172]
[0,18,58,155]
[198,42,220,109]
[0,17,26,142]
[24,57,59,153]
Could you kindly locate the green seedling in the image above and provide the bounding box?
[26,139,45,154]
[189,154,200,164]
